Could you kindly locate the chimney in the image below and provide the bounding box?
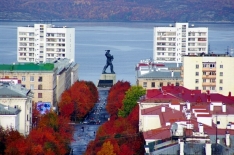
[180,139,184,155]
[199,123,204,133]
[205,141,211,155]
[210,103,213,111]
[222,103,226,113]
[226,131,230,147]
[161,107,165,112]
[171,71,174,77]
[186,101,190,110]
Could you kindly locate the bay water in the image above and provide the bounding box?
[0,22,233,85]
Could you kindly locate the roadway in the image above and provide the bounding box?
[70,88,110,155]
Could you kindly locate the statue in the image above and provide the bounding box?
[102,50,115,74]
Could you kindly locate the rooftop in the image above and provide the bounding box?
[0,82,32,98]
[0,63,54,71]
[0,103,21,115]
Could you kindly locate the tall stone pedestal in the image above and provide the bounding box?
[97,73,116,88]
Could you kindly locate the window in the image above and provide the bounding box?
[220,65,223,68]
[220,72,223,76]
[30,84,34,90]
[30,76,34,82]
[195,72,199,76]
[143,82,147,88]
[203,87,206,90]
[203,79,206,82]
[195,87,198,90]
[22,76,26,81]
[195,79,199,83]
[219,87,223,90]
[196,64,199,69]
[38,93,42,98]
[151,82,155,88]
[176,82,179,86]
[211,87,216,90]
[220,79,223,84]
[27,114,29,121]
[160,82,163,87]
[38,76,43,82]
[38,84,42,90]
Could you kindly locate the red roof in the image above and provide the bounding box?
[141,105,185,126]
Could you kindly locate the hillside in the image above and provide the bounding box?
[0,0,234,22]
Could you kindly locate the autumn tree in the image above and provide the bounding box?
[58,80,98,121]
[106,81,130,119]
[97,141,117,155]
[118,85,146,117]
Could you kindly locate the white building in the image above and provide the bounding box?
[153,23,208,63]
[0,82,33,135]
[17,24,75,63]
[0,103,20,132]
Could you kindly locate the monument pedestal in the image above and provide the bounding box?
[97,73,116,87]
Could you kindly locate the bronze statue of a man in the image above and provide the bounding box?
[102,50,115,74]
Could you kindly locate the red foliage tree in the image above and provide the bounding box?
[106,81,130,119]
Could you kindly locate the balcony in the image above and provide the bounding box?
[202,82,216,86]
[202,67,216,71]
[202,75,216,79]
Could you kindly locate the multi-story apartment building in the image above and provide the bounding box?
[182,53,234,96]
[0,82,33,135]
[17,24,75,63]
[0,58,78,111]
[153,23,208,63]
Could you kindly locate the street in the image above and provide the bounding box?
[70,88,110,155]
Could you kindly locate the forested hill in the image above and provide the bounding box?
[1,0,234,22]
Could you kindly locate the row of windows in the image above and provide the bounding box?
[195,72,223,76]
[21,76,43,82]
[195,79,223,83]
[196,64,223,68]
[143,82,180,88]
[30,84,43,90]
[195,87,223,91]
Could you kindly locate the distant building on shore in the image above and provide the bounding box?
[17,24,75,63]
[153,23,208,63]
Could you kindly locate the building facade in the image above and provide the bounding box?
[182,54,234,96]
[0,59,78,110]
[136,60,183,89]
[153,23,208,63]
[0,82,33,135]
[17,24,75,63]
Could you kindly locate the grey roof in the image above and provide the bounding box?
[138,70,182,79]
[0,82,31,98]
[0,103,21,115]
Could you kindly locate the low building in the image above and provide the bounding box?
[136,60,182,89]
[0,82,33,135]
[139,86,234,154]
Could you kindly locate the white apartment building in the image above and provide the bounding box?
[0,82,33,135]
[182,54,234,96]
[17,24,75,63]
[153,23,208,63]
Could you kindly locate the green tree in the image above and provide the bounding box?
[118,86,145,117]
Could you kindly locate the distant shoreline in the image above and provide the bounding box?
[0,19,234,24]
